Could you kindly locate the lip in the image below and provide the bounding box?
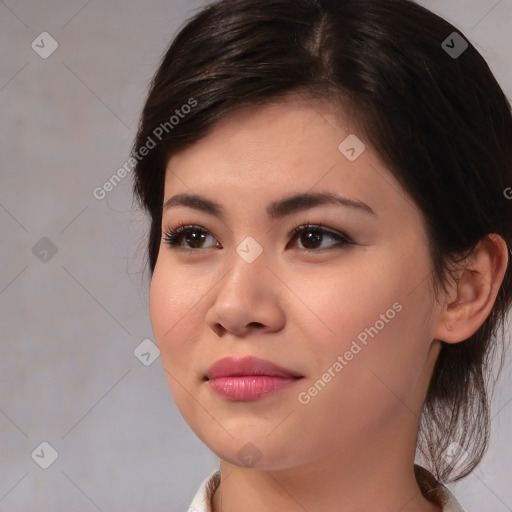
[205,356,303,401]
[206,356,302,379]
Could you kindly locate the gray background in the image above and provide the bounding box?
[0,1,511,511]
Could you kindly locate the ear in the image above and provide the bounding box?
[434,233,509,344]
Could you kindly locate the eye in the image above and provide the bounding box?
[288,224,353,251]
[162,224,221,251]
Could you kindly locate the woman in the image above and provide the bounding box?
[131,0,512,510]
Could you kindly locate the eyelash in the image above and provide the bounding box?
[162,222,354,254]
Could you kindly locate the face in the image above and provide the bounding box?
[149,97,442,470]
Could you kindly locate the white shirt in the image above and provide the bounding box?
[188,465,466,512]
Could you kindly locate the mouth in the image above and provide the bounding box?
[205,356,304,401]
[205,355,303,380]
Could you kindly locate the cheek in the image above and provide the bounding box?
[284,252,405,352]
[149,260,202,359]
[149,263,174,345]
[291,247,434,401]
[149,261,207,416]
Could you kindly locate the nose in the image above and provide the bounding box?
[205,248,286,338]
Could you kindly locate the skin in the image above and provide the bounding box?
[149,96,508,512]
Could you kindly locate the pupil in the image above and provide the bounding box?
[302,230,321,248]
[187,230,205,248]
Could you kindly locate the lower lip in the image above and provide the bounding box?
[208,375,301,401]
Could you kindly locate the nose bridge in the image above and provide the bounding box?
[222,236,268,295]
[206,237,284,336]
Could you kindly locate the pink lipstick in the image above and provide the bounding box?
[206,356,303,401]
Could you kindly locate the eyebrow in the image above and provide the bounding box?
[162,192,376,219]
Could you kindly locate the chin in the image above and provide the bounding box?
[202,432,302,471]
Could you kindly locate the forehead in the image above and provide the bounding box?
[163,96,412,221]
[167,98,348,178]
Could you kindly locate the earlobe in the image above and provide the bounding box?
[434,234,509,344]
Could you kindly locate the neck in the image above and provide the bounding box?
[211,421,441,512]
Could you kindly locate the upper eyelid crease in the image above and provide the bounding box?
[162,192,376,219]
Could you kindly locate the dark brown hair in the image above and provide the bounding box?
[131,0,512,482]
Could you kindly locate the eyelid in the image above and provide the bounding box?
[288,223,354,245]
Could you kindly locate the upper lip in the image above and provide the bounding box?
[206,356,303,380]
